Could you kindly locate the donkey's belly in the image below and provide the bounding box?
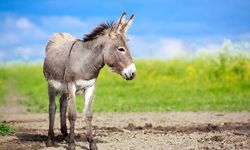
[48,79,96,94]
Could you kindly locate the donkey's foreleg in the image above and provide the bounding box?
[84,84,98,150]
[60,93,68,139]
[67,82,77,150]
[46,84,56,147]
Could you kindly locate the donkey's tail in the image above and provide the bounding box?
[45,32,76,53]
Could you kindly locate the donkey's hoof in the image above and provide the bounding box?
[46,139,54,147]
[63,134,70,142]
[68,142,76,150]
[89,142,98,150]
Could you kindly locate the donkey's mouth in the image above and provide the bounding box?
[121,63,136,80]
[122,72,136,80]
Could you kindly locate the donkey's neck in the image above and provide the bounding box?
[83,37,107,69]
[83,37,105,50]
[77,38,105,78]
[64,38,106,81]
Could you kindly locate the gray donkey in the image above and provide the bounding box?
[43,12,136,150]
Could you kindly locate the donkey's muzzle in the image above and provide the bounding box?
[122,63,136,80]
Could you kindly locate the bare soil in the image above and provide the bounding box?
[0,112,250,150]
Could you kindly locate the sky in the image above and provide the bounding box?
[0,0,250,61]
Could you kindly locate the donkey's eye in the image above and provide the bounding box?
[117,47,126,53]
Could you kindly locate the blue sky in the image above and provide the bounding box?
[0,0,250,61]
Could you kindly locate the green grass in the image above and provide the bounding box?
[0,67,7,104]
[0,50,250,112]
[0,123,15,136]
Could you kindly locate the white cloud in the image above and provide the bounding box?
[0,45,45,62]
[0,15,94,47]
[0,16,47,45]
[196,39,250,56]
[0,15,94,61]
[16,17,37,29]
[195,44,221,55]
[15,46,35,59]
[130,35,250,59]
[151,38,187,58]
[130,35,188,58]
[14,45,45,61]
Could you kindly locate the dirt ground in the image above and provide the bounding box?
[0,91,250,150]
[0,112,249,150]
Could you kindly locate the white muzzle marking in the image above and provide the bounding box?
[121,63,136,80]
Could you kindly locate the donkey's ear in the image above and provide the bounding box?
[109,12,126,38]
[120,12,126,25]
[121,14,134,33]
[115,12,126,33]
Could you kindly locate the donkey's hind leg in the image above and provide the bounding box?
[60,93,68,139]
[46,84,57,147]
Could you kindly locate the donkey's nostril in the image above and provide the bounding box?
[131,71,136,77]
[129,71,136,80]
[131,72,135,77]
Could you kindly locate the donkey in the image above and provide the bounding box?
[43,12,136,150]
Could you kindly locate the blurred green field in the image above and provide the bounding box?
[0,50,250,112]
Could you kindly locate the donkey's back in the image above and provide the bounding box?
[43,32,76,81]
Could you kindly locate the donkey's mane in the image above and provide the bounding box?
[83,21,115,42]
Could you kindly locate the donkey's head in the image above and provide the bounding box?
[102,13,136,80]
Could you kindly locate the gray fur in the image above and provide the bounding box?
[43,33,104,82]
[43,13,136,150]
